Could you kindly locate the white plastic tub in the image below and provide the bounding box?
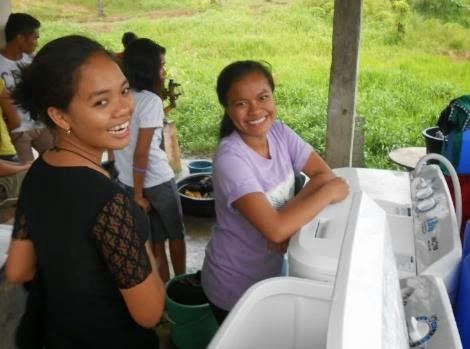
[208,277,333,349]
[0,224,12,268]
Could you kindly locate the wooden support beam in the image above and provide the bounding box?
[325,0,363,168]
[163,120,182,174]
[0,0,11,49]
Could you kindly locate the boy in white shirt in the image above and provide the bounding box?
[0,13,53,162]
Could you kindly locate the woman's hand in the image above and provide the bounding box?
[234,177,349,244]
[321,177,349,204]
[267,239,290,253]
[134,195,151,212]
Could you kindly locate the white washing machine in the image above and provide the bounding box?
[0,224,12,269]
[208,192,462,348]
[289,160,462,302]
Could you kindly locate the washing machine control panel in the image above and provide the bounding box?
[401,275,461,348]
[410,165,459,275]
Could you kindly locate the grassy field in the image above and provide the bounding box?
[12,0,470,169]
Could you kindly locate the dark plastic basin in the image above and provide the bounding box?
[422,126,444,154]
[177,173,215,217]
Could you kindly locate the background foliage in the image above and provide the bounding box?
[12,0,470,168]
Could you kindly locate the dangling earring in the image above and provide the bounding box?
[66,128,71,136]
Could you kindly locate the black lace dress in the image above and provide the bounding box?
[12,157,159,349]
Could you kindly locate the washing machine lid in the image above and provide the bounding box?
[334,166,462,300]
[326,192,409,349]
[0,224,12,269]
[287,194,354,279]
[325,192,461,349]
[334,167,412,209]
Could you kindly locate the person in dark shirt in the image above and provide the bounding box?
[5,35,165,349]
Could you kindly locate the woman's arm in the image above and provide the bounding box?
[94,193,165,328]
[0,159,31,177]
[234,152,348,243]
[132,128,156,212]
[163,103,175,114]
[120,241,165,328]
[0,88,22,131]
[290,152,337,201]
[5,239,37,283]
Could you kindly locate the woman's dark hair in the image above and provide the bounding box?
[122,38,166,94]
[12,35,112,128]
[5,13,40,43]
[121,32,137,48]
[216,60,274,140]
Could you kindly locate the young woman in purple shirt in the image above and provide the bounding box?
[201,60,349,324]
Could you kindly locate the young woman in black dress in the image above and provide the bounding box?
[5,35,165,349]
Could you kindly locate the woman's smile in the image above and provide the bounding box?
[107,120,130,136]
[247,116,267,125]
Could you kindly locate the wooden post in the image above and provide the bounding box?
[163,120,182,174]
[0,0,11,49]
[97,0,105,17]
[325,0,363,168]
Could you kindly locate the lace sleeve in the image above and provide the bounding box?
[92,192,152,289]
[12,210,30,240]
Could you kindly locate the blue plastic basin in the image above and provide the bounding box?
[188,160,212,174]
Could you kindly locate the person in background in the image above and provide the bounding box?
[0,78,21,161]
[201,60,349,324]
[0,76,28,229]
[115,31,176,115]
[106,31,140,167]
[0,159,30,202]
[114,31,138,63]
[115,38,186,284]
[6,35,164,348]
[0,13,54,162]
[122,31,138,50]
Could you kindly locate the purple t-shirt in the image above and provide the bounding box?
[201,121,313,310]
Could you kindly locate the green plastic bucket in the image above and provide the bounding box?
[166,273,219,349]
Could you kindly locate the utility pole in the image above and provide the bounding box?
[325,0,363,168]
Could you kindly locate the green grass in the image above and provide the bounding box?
[12,0,470,168]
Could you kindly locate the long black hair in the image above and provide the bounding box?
[122,38,166,95]
[121,31,137,48]
[216,60,274,140]
[12,35,112,128]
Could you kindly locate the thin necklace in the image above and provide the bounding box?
[53,146,102,168]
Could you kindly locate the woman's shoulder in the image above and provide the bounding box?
[217,132,245,156]
[215,133,260,172]
[269,120,302,143]
[19,158,124,217]
[270,120,292,135]
[133,90,164,119]
[25,157,117,192]
[134,89,163,105]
